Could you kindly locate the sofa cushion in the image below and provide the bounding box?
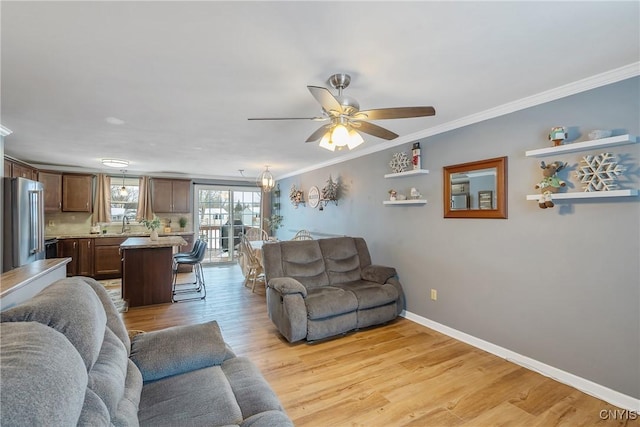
[88,327,129,419]
[240,410,295,427]
[138,365,243,426]
[130,320,232,382]
[318,237,362,285]
[222,357,287,419]
[112,359,144,427]
[335,280,399,310]
[280,240,329,289]
[0,279,107,371]
[0,322,87,426]
[80,276,132,353]
[304,286,358,320]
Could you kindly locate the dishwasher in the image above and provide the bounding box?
[44,238,58,259]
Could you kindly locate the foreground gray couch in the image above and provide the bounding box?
[0,276,292,427]
[262,236,405,343]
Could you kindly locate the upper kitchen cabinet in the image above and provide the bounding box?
[62,174,93,212]
[4,156,37,180]
[39,171,63,212]
[152,178,191,213]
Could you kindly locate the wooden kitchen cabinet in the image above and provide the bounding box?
[152,178,191,213]
[39,171,63,212]
[57,238,94,276]
[4,159,11,177]
[62,174,93,212]
[4,157,37,180]
[94,237,126,279]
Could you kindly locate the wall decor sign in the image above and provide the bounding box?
[308,186,320,208]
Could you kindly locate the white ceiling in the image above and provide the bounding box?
[2,1,639,182]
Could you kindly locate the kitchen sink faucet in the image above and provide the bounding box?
[122,215,131,234]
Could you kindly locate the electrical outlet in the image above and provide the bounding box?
[430,289,438,301]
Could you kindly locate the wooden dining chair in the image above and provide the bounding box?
[292,229,313,240]
[239,234,265,292]
[245,227,269,242]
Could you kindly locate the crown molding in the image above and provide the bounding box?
[277,62,640,180]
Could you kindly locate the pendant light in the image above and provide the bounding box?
[257,165,275,192]
[119,170,128,197]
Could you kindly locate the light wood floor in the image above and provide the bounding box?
[121,265,637,426]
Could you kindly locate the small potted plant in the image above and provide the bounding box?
[140,216,161,240]
[178,217,188,231]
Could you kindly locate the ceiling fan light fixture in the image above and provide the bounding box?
[319,133,336,151]
[331,124,350,147]
[346,129,364,150]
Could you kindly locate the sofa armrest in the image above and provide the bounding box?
[267,277,308,297]
[129,320,233,382]
[361,265,397,284]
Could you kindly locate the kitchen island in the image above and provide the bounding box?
[120,236,187,307]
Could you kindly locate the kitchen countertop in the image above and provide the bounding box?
[120,236,187,249]
[1,258,71,300]
[46,231,194,239]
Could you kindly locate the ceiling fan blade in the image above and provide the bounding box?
[248,117,327,121]
[307,86,343,114]
[357,106,436,120]
[354,121,399,140]
[305,124,332,143]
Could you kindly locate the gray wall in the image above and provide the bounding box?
[275,77,640,399]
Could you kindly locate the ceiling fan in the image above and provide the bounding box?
[248,73,436,151]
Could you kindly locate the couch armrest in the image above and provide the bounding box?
[361,265,397,284]
[129,320,233,382]
[267,277,308,297]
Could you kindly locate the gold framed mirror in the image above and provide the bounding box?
[443,156,508,219]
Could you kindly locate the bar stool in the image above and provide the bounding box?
[172,240,207,302]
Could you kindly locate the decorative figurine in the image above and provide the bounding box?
[389,152,410,173]
[548,126,568,147]
[410,187,421,199]
[388,189,397,201]
[535,160,567,209]
[412,142,421,170]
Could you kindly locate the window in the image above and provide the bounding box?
[110,176,139,222]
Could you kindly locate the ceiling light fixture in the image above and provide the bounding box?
[102,158,129,168]
[119,170,128,197]
[318,124,365,152]
[257,165,275,192]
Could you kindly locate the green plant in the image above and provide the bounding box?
[264,214,283,233]
[139,216,161,231]
[178,217,188,228]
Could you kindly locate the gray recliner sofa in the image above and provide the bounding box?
[262,236,405,343]
[0,276,293,427]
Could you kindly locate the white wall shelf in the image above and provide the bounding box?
[525,189,638,201]
[384,169,430,179]
[525,134,637,157]
[383,199,427,205]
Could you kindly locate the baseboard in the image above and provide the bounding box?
[400,310,640,412]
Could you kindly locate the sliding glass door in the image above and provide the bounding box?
[194,185,262,264]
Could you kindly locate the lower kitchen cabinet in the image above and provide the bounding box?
[94,237,126,279]
[57,238,93,276]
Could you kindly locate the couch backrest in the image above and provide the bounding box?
[0,277,140,426]
[262,236,373,288]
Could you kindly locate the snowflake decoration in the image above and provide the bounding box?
[575,152,626,192]
[389,152,411,173]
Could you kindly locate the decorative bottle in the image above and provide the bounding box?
[412,142,421,170]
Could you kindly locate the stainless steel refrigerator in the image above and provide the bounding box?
[3,177,45,272]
